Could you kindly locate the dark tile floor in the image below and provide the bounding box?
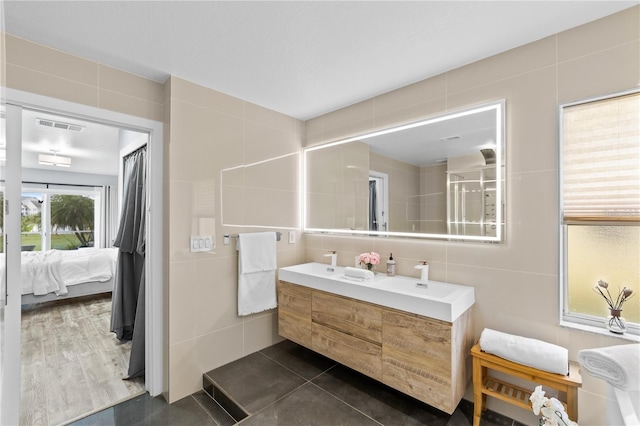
[70,340,523,426]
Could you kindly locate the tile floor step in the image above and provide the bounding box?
[201,374,249,422]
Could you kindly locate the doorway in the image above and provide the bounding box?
[369,170,388,233]
[1,89,163,425]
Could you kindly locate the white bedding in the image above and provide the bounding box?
[17,248,118,296]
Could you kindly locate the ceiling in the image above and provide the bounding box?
[20,109,131,176]
[2,1,637,174]
[365,105,499,167]
[3,1,637,121]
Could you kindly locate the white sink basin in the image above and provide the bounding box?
[280,262,345,277]
[278,262,475,322]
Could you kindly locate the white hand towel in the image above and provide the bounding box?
[578,344,640,390]
[480,328,569,375]
[343,267,375,281]
[237,232,277,316]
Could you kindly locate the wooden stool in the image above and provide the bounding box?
[470,343,582,426]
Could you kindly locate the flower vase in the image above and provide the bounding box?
[362,263,377,275]
[606,309,626,334]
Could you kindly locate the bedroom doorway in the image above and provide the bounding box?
[19,109,148,424]
[1,89,164,425]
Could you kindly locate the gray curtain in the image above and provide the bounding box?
[369,180,378,231]
[110,146,147,379]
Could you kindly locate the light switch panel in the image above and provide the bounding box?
[190,235,214,252]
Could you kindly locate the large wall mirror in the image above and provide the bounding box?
[303,100,505,242]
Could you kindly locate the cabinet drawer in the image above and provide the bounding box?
[383,359,453,413]
[277,281,312,347]
[382,310,451,368]
[312,322,382,381]
[312,291,382,344]
[382,310,454,413]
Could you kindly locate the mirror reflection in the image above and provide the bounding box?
[303,101,505,242]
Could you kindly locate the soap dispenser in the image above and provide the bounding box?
[386,253,396,276]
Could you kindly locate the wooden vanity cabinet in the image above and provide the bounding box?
[382,308,474,414]
[311,291,383,380]
[277,280,475,414]
[276,281,312,347]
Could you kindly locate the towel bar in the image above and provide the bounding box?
[223,232,282,245]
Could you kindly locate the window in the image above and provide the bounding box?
[561,90,640,334]
[20,188,100,251]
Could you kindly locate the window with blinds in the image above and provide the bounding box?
[561,90,640,332]
[562,91,640,222]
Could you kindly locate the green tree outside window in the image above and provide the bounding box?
[50,195,94,248]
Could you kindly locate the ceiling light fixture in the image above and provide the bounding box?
[38,153,71,167]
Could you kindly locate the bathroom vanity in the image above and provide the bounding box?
[277,263,475,414]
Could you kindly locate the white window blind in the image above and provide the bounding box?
[562,91,640,222]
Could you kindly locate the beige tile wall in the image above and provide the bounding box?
[420,163,447,234]
[389,156,420,233]
[304,7,639,425]
[2,34,165,122]
[0,33,7,87]
[306,141,369,230]
[167,76,304,402]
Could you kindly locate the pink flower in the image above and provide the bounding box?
[358,252,380,267]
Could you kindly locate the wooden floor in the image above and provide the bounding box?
[20,294,145,426]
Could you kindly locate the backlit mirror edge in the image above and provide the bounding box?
[302,99,506,243]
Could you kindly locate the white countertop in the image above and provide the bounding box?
[279,262,475,322]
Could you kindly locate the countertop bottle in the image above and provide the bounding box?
[386,253,396,276]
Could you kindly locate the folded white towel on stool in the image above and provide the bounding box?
[237,232,277,316]
[480,328,569,375]
[343,266,375,281]
[578,344,640,390]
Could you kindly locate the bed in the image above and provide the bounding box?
[15,247,119,305]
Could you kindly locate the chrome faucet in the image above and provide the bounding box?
[324,250,337,271]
